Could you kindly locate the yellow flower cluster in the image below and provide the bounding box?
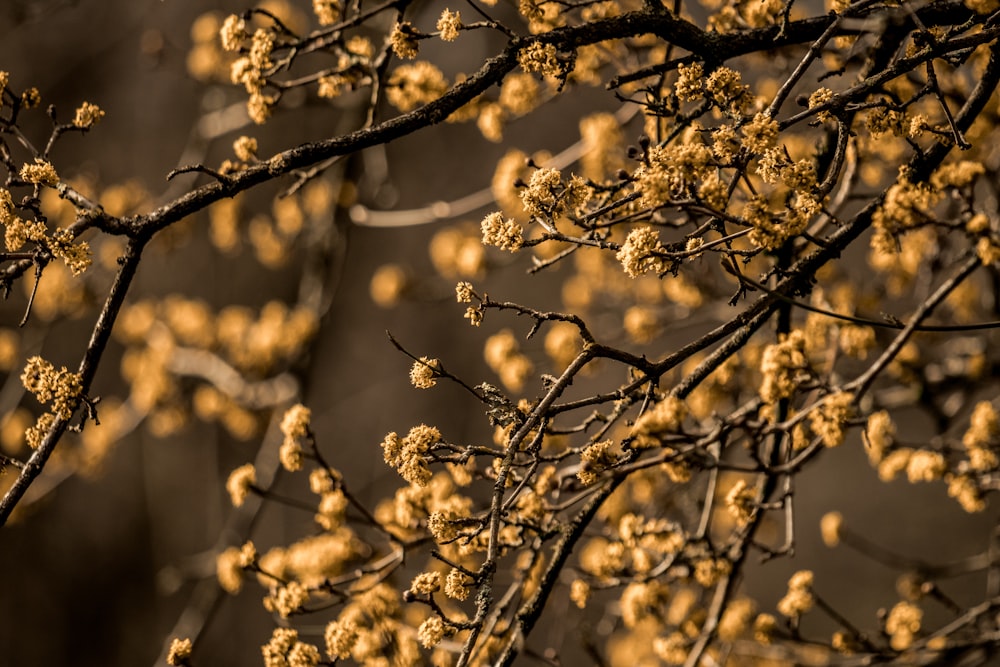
[499,73,540,116]
[579,112,624,180]
[705,66,752,116]
[263,580,310,618]
[19,158,59,186]
[216,540,256,593]
[446,568,470,599]
[409,571,441,595]
[0,188,46,251]
[578,439,618,485]
[885,601,922,651]
[808,87,835,122]
[635,143,713,208]
[616,226,665,278]
[962,401,998,471]
[20,356,83,420]
[718,597,757,641]
[480,211,524,251]
[631,395,688,446]
[809,391,854,447]
[620,580,669,628]
[262,627,320,667]
[2,188,91,272]
[72,101,105,129]
[385,61,448,112]
[872,170,938,236]
[279,404,311,471]
[409,356,439,389]
[947,473,985,513]
[49,229,93,276]
[741,112,779,153]
[322,584,416,663]
[233,135,257,161]
[221,16,282,124]
[436,9,461,41]
[820,511,843,547]
[220,15,248,52]
[166,638,192,666]
[381,425,441,486]
[226,462,257,507]
[417,615,446,648]
[776,570,814,618]
[517,42,560,77]
[313,0,341,25]
[724,478,756,525]
[759,330,808,405]
[522,169,586,223]
[455,281,475,303]
[389,22,419,59]
[864,410,895,464]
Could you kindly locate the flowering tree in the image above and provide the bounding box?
[3,0,1000,665]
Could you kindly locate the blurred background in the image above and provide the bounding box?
[0,1,998,666]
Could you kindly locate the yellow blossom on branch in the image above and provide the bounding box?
[20,158,59,186]
[72,101,105,129]
[436,9,461,41]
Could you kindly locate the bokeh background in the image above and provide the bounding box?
[0,1,998,666]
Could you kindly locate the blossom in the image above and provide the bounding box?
[777,570,815,617]
[436,9,461,41]
[409,357,439,389]
[220,14,247,51]
[480,211,523,250]
[389,22,419,59]
[313,0,341,25]
[20,158,59,186]
[233,135,257,161]
[418,616,446,648]
[385,62,448,112]
[409,571,442,595]
[72,101,105,129]
[518,42,560,76]
[226,463,257,507]
[741,112,779,153]
[166,638,192,666]
[616,226,665,278]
